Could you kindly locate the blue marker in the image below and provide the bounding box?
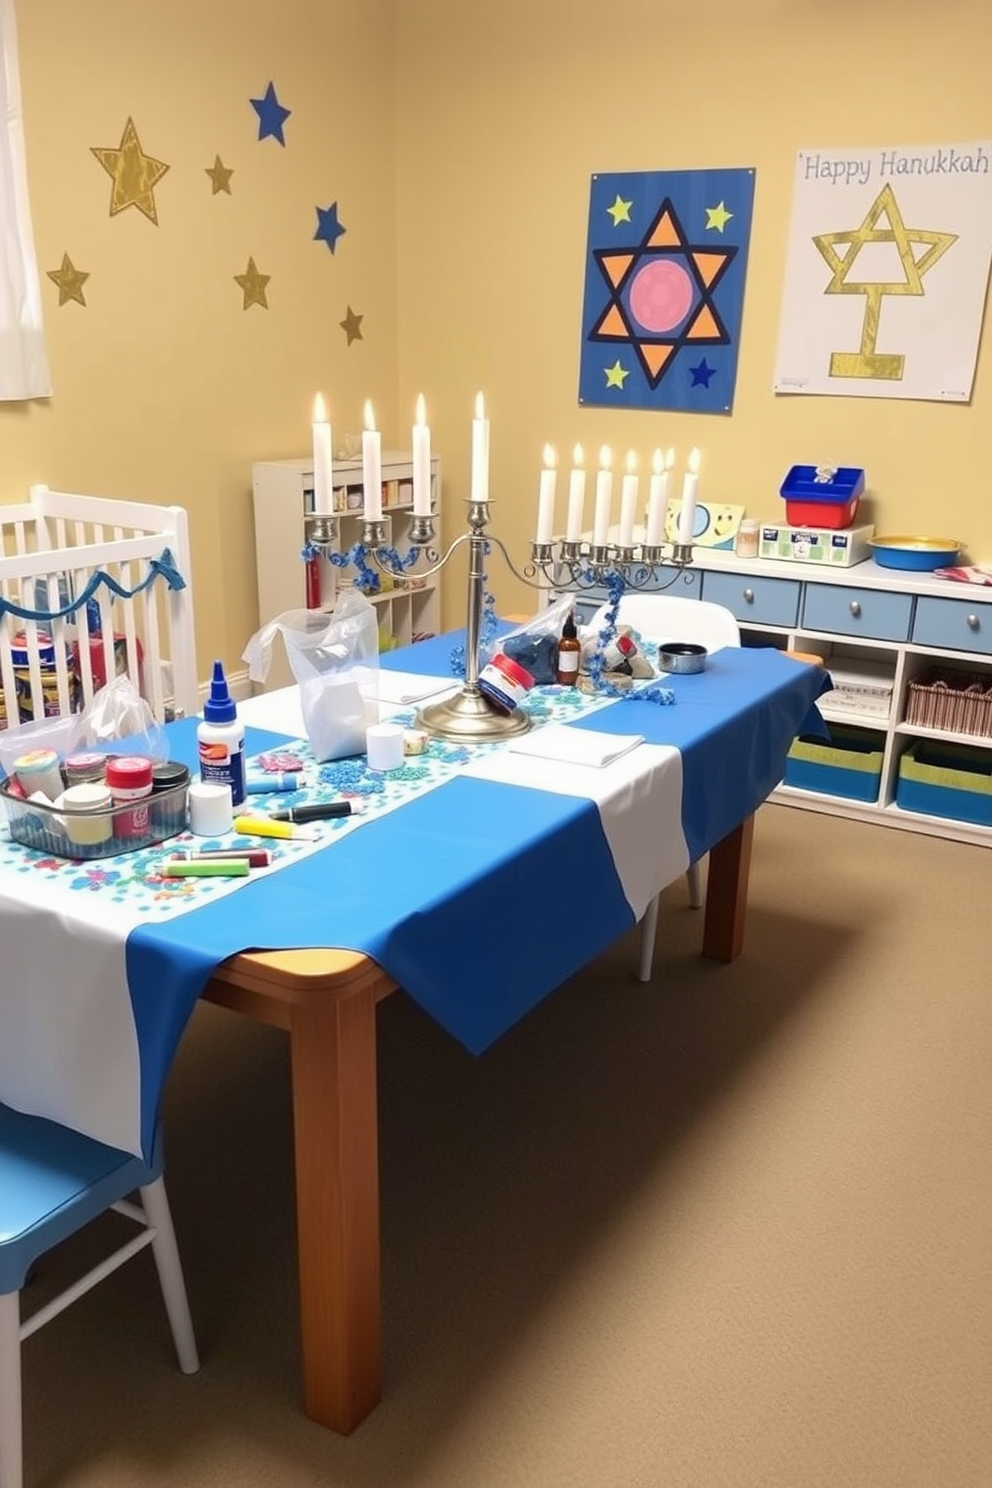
[244,773,301,794]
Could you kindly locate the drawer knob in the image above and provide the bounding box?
[849,600,861,617]
[968,614,980,630]
[743,587,754,603]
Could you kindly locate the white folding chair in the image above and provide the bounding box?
[586,594,741,981]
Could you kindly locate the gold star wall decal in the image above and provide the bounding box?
[90,117,169,224]
[234,257,270,309]
[604,359,629,388]
[339,305,364,344]
[813,183,957,379]
[46,252,90,308]
[205,155,234,195]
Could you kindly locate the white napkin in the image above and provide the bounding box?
[507,724,644,768]
[359,671,458,705]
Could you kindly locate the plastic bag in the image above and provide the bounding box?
[67,674,169,760]
[242,591,379,761]
[494,596,574,684]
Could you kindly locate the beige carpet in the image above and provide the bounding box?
[19,804,992,1488]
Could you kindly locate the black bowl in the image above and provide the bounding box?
[657,642,708,674]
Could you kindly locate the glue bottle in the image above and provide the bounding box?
[197,659,246,807]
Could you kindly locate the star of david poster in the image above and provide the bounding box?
[774,140,992,402]
[578,168,756,415]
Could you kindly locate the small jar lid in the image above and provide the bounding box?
[489,653,535,691]
[61,782,112,811]
[105,754,154,789]
[12,748,60,774]
[10,631,56,666]
[151,760,190,792]
[64,751,110,782]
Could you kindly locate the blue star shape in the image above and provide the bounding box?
[689,358,717,388]
[314,202,346,253]
[250,82,291,146]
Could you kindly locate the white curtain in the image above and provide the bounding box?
[0,0,50,399]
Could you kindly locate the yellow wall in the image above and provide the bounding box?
[4,0,992,675]
[394,0,992,614]
[3,0,398,678]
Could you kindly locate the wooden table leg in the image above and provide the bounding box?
[289,983,381,1433]
[701,813,755,963]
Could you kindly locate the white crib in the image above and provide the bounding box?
[0,484,198,728]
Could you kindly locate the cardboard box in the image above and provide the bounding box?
[759,522,874,567]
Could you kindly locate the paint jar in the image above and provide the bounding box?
[12,748,64,801]
[478,653,535,715]
[365,722,405,771]
[63,751,110,786]
[736,518,761,559]
[10,631,78,722]
[60,782,114,849]
[106,754,154,840]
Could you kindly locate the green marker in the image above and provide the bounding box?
[162,859,250,878]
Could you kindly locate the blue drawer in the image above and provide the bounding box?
[701,570,800,627]
[801,583,912,642]
[912,595,992,657]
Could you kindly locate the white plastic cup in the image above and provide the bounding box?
[188,780,233,836]
[365,722,405,771]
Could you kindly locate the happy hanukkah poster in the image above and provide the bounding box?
[577,167,756,415]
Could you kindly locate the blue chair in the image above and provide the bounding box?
[0,1106,198,1488]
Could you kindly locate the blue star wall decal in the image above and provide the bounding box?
[689,358,717,388]
[250,82,291,146]
[314,202,346,253]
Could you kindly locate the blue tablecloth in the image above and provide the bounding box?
[0,633,829,1159]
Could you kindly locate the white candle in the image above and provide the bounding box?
[565,445,586,541]
[471,391,489,504]
[536,444,557,544]
[412,394,432,517]
[618,450,639,548]
[593,445,613,546]
[645,448,668,546]
[678,447,700,545]
[312,393,333,516]
[362,400,383,521]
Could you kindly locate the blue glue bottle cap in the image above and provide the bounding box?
[203,659,237,724]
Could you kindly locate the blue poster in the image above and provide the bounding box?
[578,167,756,415]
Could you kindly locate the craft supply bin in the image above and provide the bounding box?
[896,740,992,827]
[1,777,190,859]
[784,724,884,803]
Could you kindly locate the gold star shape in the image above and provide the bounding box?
[46,252,90,308]
[234,257,270,310]
[607,194,633,227]
[604,359,629,388]
[205,155,234,195]
[706,200,733,233]
[813,183,956,296]
[90,117,169,224]
[339,305,364,345]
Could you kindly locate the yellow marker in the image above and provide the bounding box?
[232,814,317,841]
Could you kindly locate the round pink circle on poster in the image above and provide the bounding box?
[629,260,694,333]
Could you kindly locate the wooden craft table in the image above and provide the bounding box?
[201,816,752,1434]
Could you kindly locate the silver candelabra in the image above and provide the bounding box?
[306,500,694,744]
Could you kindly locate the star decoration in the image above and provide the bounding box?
[689,358,716,388]
[604,360,629,388]
[90,118,169,224]
[706,201,733,232]
[46,252,89,308]
[250,82,291,145]
[588,196,737,388]
[813,183,957,380]
[205,155,234,195]
[340,305,364,344]
[315,202,346,253]
[607,194,633,226]
[234,257,270,310]
[813,183,955,295]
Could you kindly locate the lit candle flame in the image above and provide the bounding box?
[688,447,700,474]
[626,450,637,476]
[313,392,328,423]
[652,448,663,477]
[475,391,485,419]
[543,443,556,469]
[415,393,426,426]
[599,444,612,470]
[572,444,584,467]
[364,399,376,432]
